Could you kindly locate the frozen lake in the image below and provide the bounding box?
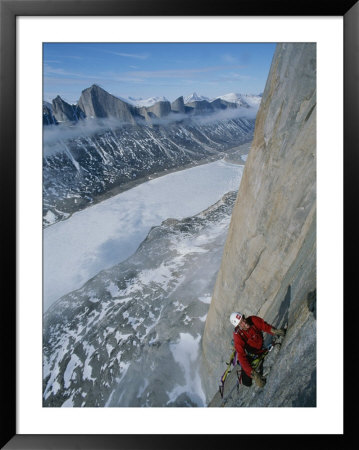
[43,159,244,311]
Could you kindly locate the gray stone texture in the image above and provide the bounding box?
[77,84,137,123]
[171,96,185,114]
[201,43,317,406]
[52,95,79,122]
[145,100,171,118]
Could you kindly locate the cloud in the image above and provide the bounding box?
[43,118,129,155]
[222,54,238,64]
[106,51,150,60]
[44,65,95,79]
[191,106,258,125]
[134,107,258,127]
[62,55,84,60]
[219,72,252,81]
[44,76,93,86]
[126,65,244,79]
[43,106,258,155]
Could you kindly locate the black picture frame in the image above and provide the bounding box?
[1,0,357,448]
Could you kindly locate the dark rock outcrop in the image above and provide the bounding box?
[52,96,82,123]
[43,104,58,126]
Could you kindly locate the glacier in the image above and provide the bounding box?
[43,159,244,311]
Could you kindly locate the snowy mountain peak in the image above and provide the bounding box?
[127,96,169,107]
[183,92,262,109]
[216,92,262,108]
[216,93,242,103]
[184,92,210,104]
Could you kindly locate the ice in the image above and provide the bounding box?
[168,333,206,405]
[61,395,75,407]
[43,160,243,311]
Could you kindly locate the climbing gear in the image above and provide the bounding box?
[271,327,286,337]
[250,342,274,369]
[219,347,237,398]
[230,312,243,327]
[220,341,273,397]
[219,330,284,398]
[236,341,278,388]
[252,370,266,388]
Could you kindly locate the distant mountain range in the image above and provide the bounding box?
[43,84,262,126]
[43,84,259,227]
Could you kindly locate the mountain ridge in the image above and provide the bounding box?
[44,85,262,125]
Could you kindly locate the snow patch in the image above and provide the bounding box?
[168,333,206,406]
[64,354,83,389]
[198,294,212,304]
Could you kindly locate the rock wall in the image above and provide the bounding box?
[201,43,317,405]
[78,85,137,123]
[171,96,185,114]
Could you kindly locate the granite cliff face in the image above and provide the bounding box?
[77,85,138,124]
[144,100,172,118]
[171,96,185,114]
[52,95,84,123]
[201,43,316,406]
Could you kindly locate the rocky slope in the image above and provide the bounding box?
[201,43,317,406]
[43,117,255,227]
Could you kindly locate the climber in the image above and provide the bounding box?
[230,312,286,388]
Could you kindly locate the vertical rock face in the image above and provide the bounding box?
[77,84,137,123]
[201,43,316,404]
[43,104,58,125]
[52,96,79,122]
[171,96,185,114]
[185,100,214,115]
[145,100,171,118]
[210,98,238,110]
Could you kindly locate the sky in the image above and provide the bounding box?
[43,42,276,104]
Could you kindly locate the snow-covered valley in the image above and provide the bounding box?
[44,159,244,311]
[43,180,243,407]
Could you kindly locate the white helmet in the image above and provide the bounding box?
[230,312,243,327]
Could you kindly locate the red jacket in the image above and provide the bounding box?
[233,316,274,377]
